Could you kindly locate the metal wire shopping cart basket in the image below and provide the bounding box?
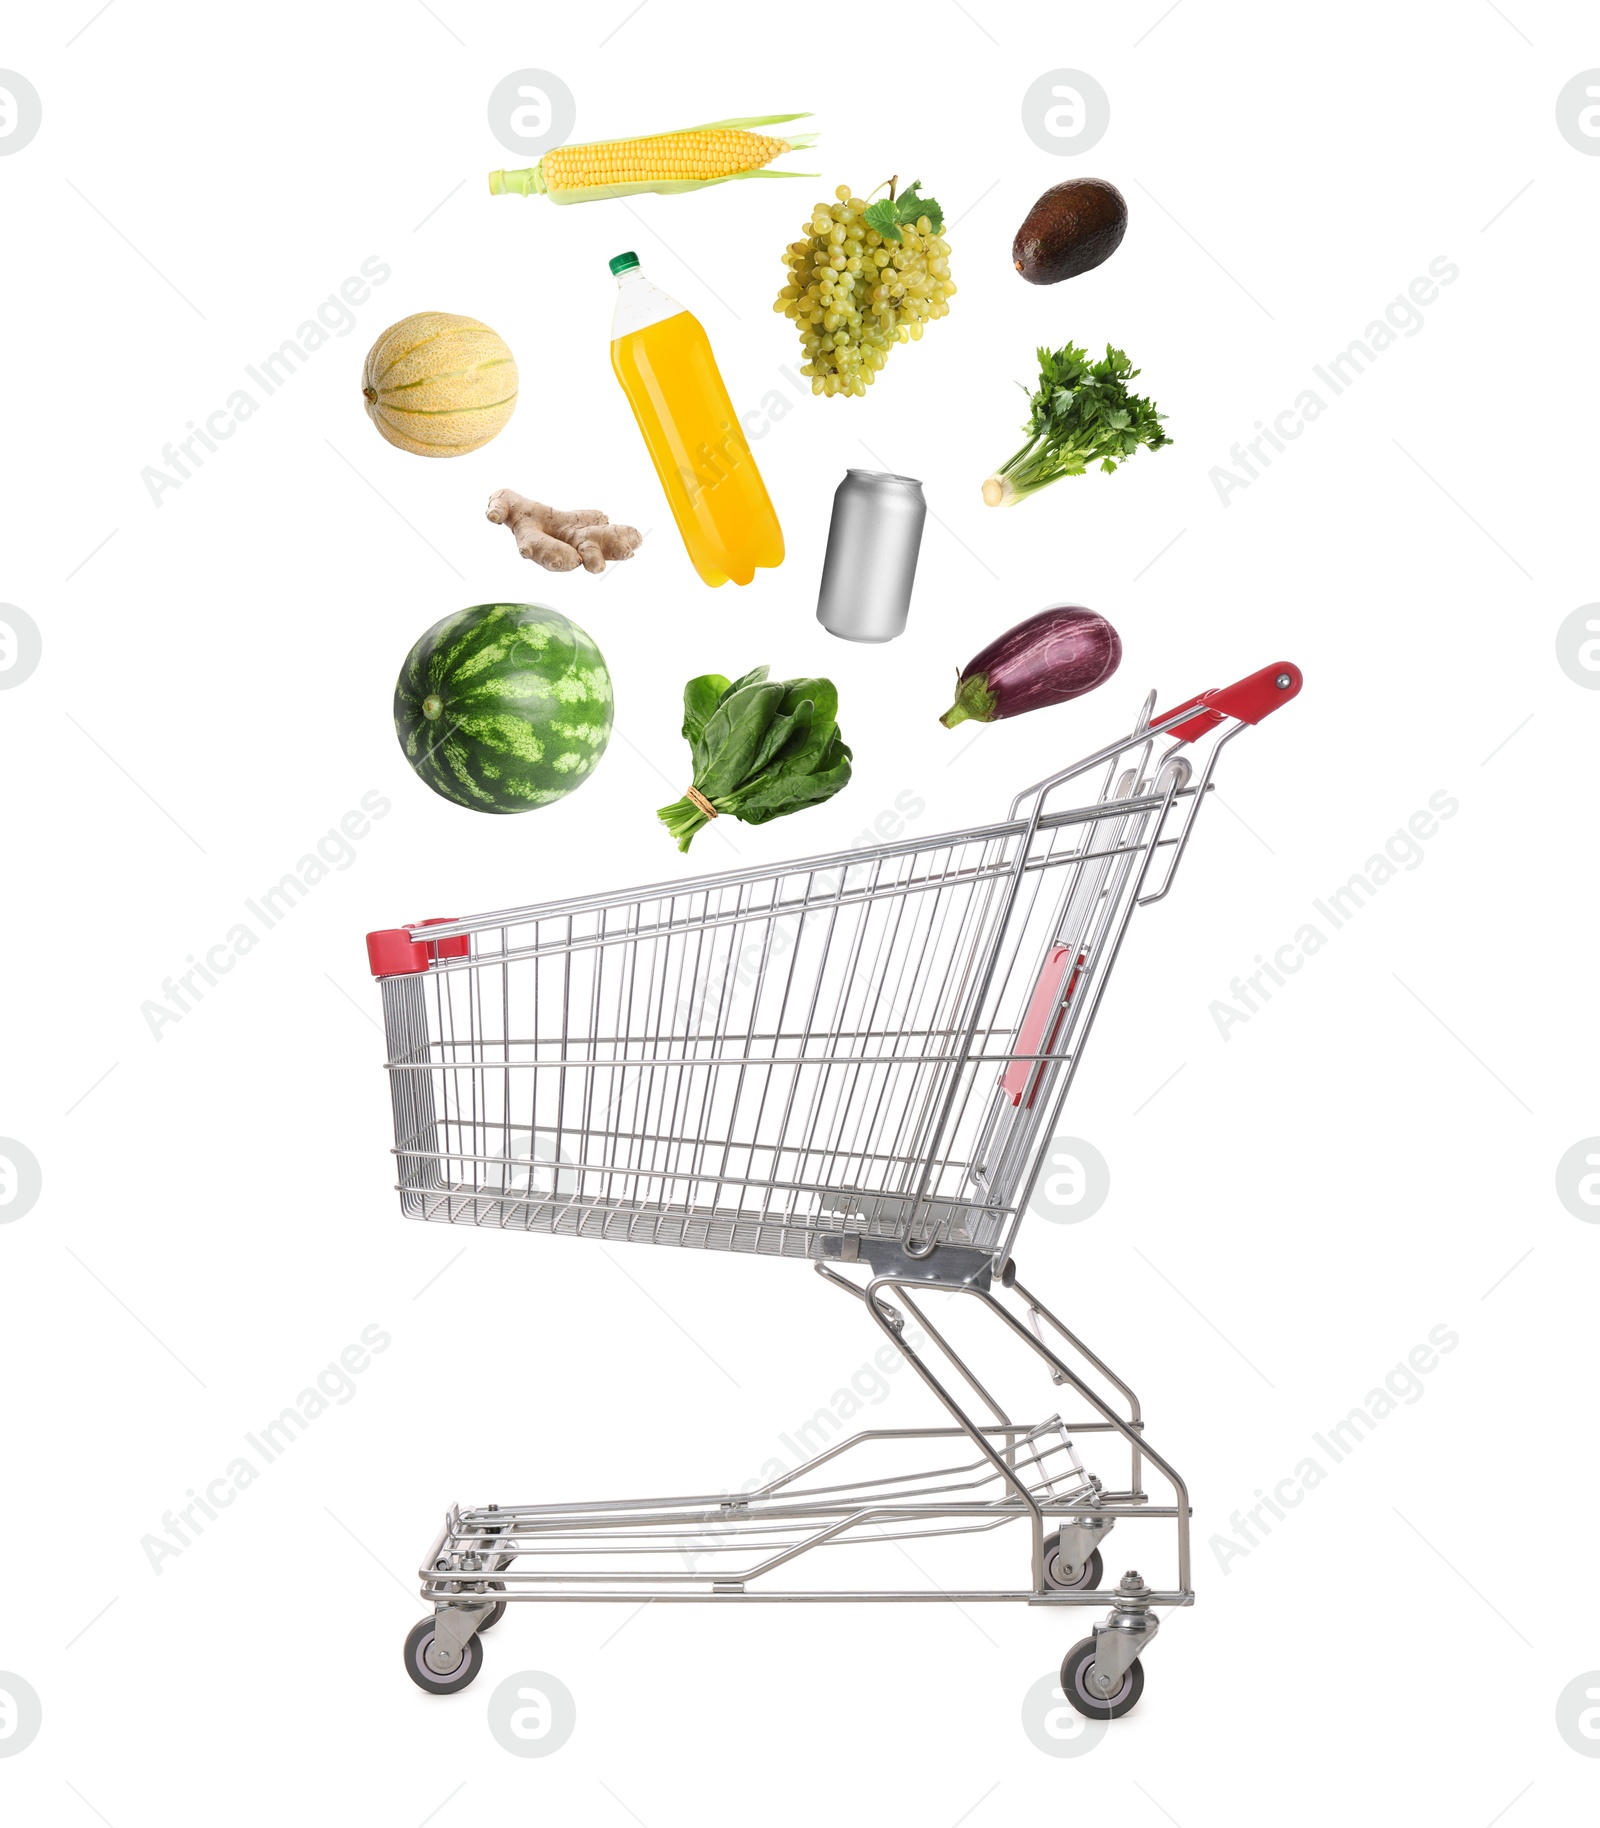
[367,661,1302,1714]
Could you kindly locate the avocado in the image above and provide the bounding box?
[1013,179,1128,286]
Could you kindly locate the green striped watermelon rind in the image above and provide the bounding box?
[395,603,613,814]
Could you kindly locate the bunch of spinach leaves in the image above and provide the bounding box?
[658,667,852,852]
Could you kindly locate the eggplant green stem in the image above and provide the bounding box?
[939,672,996,729]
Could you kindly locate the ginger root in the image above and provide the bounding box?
[487,489,643,575]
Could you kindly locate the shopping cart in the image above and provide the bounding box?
[367,661,1302,1715]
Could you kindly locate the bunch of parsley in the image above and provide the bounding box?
[984,342,1171,506]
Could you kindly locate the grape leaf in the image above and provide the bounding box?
[862,179,944,244]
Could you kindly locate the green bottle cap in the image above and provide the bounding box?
[608,251,640,276]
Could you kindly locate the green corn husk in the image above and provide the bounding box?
[489,113,818,205]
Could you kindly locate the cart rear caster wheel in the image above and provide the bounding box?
[404,1616,484,1695]
[477,1580,506,1631]
[1042,1537,1103,1593]
[1060,1636,1144,1719]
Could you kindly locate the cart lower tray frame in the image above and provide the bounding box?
[408,1256,1191,1718]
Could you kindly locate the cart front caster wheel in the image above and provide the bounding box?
[404,1616,484,1695]
[1060,1636,1144,1719]
[1042,1537,1103,1593]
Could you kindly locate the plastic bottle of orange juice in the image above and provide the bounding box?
[608,251,784,588]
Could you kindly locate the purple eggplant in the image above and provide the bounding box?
[940,606,1121,728]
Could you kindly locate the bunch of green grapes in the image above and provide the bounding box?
[774,183,956,397]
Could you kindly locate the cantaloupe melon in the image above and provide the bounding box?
[362,313,519,457]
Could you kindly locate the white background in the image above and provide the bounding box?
[2,0,1597,1819]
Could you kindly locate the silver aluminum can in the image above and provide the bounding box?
[816,469,926,644]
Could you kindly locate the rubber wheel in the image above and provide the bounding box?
[403,1616,484,1695]
[1060,1636,1144,1720]
[477,1580,506,1632]
[1042,1536,1103,1593]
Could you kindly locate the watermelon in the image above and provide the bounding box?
[395,603,613,814]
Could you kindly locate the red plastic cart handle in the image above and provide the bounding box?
[366,918,469,977]
[1152,662,1303,744]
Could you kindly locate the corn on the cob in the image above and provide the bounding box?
[489,114,817,207]
[544,128,791,189]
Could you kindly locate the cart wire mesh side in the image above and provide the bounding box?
[370,667,1299,1267]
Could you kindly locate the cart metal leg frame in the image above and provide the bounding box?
[368,664,1302,1714]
